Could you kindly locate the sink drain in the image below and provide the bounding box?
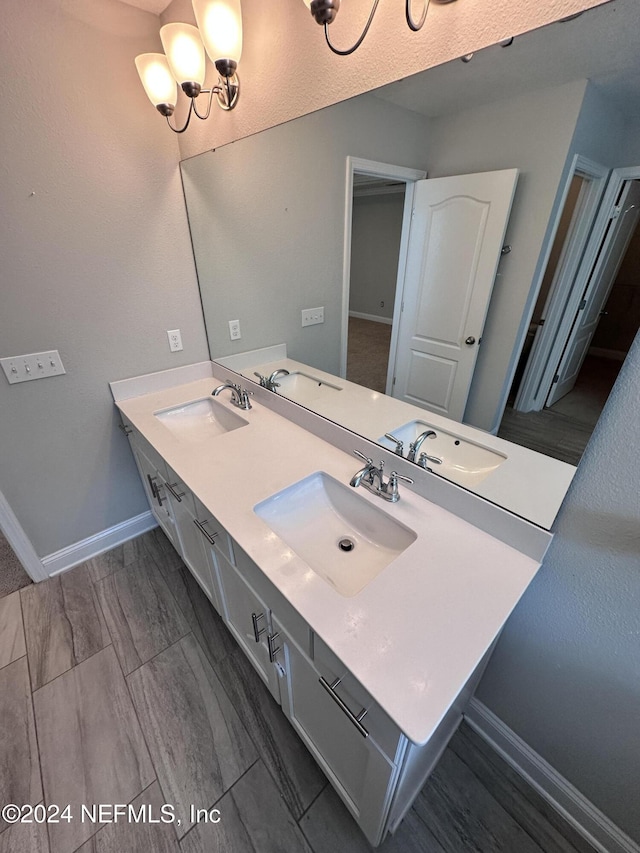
[338,538,355,552]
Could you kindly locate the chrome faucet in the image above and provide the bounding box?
[268,368,290,387]
[407,430,437,463]
[212,382,253,410]
[349,450,413,503]
[254,368,290,391]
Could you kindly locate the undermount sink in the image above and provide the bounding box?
[254,472,416,597]
[155,397,248,443]
[276,371,342,403]
[378,420,507,487]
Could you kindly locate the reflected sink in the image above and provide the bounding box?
[276,372,342,403]
[255,472,416,597]
[155,397,248,443]
[378,420,506,487]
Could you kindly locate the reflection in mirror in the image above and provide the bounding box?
[181,0,640,527]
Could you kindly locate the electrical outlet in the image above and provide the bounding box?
[301,307,325,327]
[1,350,66,384]
[228,319,241,340]
[167,329,183,352]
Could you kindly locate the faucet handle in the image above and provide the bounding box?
[253,372,268,387]
[384,433,404,455]
[389,472,413,485]
[353,449,373,465]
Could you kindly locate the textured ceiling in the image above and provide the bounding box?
[375,0,640,121]
[118,0,172,14]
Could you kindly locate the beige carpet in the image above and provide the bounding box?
[0,531,33,598]
[347,317,393,393]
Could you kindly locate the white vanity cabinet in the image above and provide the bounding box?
[276,618,404,845]
[212,545,282,701]
[162,465,221,610]
[123,421,179,548]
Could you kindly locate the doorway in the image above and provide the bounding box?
[340,157,426,387]
[347,175,406,392]
[500,170,640,464]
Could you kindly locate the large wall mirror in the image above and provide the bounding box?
[181,0,640,528]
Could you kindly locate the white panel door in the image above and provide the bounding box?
[392,170,518,421]
[546,180,640,407]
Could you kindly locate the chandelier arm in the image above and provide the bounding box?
[166,98,195,134]
[406,0,430,32]
[323,0,381,56]
[192,87,216,120]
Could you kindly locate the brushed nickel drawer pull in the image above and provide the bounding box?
[251,612,266,642]
[267,632,281,662]
[147,474,164,507]
[319,676,369,738]
[118,423,132,436]
[165,482,185,502]
[193,518,218,545]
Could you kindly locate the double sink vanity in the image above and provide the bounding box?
[111,359,554,846]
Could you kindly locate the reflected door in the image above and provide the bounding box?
[391,170,518,421]
[545,179,640,407]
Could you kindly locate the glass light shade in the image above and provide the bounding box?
[302,0,312,6]
[192,0,242,64]
[160,23,206,86]
[135,53,177,107]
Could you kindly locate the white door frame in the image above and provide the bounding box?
[0,489,48,582]
[515,155,610,412]
[340,157,426,379]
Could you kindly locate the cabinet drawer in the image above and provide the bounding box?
[233,541,312,658]
[313,635,403,760]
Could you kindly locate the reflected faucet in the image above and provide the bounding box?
[253,368,290,392]
[407,430,437,463]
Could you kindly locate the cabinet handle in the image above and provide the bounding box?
[165,482,185,502]
[118,423,132,436]
[251,612,266,642]
[147,474,164,507]
[193,518,218,545]
[267,632,281,662]
[319,677,369,738]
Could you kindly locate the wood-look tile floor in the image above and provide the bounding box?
[0,530,596,853]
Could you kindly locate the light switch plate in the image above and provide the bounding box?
[302,307,324,327]
[1,350,66,384]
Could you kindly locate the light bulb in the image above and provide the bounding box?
[135,54,177,110]
[160,23,206,89]
[193,0,242,69]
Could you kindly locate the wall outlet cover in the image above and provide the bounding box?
[167,329,183,352]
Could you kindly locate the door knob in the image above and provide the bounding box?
[465,336,476,345]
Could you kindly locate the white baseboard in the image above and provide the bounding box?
[349,311,393,325]
[0,489,48,582]
[42,511,157,577]
[465,699,640,853]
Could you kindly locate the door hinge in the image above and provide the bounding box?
[610,205,622,220]
[578,298,587,311]
[552,374,560,384]
[392,376,396,386]
[401,300,404,312]
[539,318,545,326]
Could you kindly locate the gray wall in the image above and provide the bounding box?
[349,194,404,321]
[427,80,588,431]
[475,82,640,843]
[182,95,432,372]
[476,329,640,842]
[0,0,209,557]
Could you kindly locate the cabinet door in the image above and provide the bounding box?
[131,446,178,547]
[278,624,399,847]
[169,492,219,607]
[214,550,280,701]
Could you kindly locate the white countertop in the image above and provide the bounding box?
[223,353,575,530]
[114,368,543,746]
